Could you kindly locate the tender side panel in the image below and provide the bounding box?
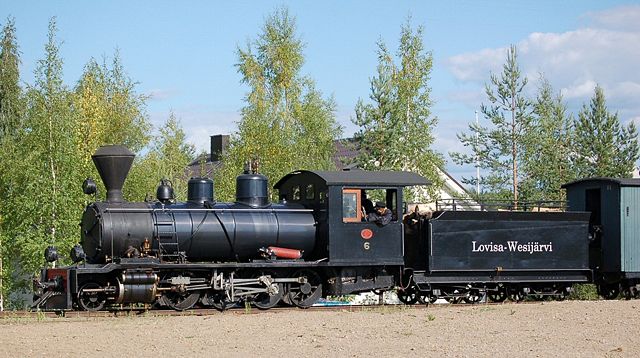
[428,211,591,272]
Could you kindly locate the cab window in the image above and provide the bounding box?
[305,184,315,200]
[342,189,361,222]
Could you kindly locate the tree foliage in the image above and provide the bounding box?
[127,113,195,202]
[0,18,159,305]
[0,17,22,139]
[0,16,23,310]
[520,77,575,201]
[216,8,341,201]
[451,45,532,203]
[4,18,80,288]
[573,85,639,178]
[353,20,444,202]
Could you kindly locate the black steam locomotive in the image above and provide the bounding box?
[32,145,640,311]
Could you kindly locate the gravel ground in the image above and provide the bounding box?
[1,300,638,357]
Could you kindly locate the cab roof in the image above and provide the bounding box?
[273,170,430,189]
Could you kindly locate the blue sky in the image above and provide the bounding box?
[2,1,639,182]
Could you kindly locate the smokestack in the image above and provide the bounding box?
[92,145,135,203]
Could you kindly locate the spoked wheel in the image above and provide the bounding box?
[599,285,619,300]
[508,288,525,303]
[463,290,483,304]
[397,288,419,305]
[160,291,200,311]
[417,292,437,304]
[253,272,284,310]
[287,269,323,308]
[488,286,508,303]
[78,282,107,311]
[621,286,634,300]
[201,292,230,311]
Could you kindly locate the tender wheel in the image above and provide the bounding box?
[599,285,619,300]
[160,292,200,311]
[398,287,420,305]
[78,282,107,311]
[253,272,284,310]
[508,288,524,302]
[397,288,419,305]
[287,269,323,308]
[463,290,483,304]
[417,292,436,304]
[488,286,507,303]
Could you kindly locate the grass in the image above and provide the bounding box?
[569,284,599,300]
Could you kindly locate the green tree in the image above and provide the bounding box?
[3,18,81,293]
[573,85,639,178]
[0,16,23,311]
[72,53,151,196]
[0,17,22,139]
[520,77,575,202]
[216,8,341,201]
[451,45,532,204]
[353,20,444,202]
[127,113,195,202]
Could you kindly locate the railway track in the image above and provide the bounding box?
[0,300,552,320]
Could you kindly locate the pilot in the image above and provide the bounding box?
[367,201,392,226]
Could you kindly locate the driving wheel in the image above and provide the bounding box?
[287,269,323,308]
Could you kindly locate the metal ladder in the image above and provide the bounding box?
[155,212,185,262]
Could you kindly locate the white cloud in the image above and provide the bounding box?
[444,5,640,123]
[586,5,640,31]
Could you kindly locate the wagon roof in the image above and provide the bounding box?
[273,170,430,188]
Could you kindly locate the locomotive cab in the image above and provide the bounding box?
[274,170,430,295]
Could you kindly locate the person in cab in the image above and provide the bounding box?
[367,201,392,226]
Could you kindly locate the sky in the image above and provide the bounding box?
[2,1,640,183]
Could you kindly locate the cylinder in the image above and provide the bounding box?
[188,177,214,204]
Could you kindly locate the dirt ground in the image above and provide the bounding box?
[1,300,638,357]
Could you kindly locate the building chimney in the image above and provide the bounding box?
[210,135,229,162]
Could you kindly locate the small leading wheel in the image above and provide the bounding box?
[78,282,107,311]
[161,292,200,311]
[287,269,323,308]
[397,288,419,305]
[253,272,284,310]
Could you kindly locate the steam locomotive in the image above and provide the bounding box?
[32,145,640,311]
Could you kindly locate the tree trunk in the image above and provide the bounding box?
[512,96,518,210]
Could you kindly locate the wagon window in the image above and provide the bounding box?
[342,189,362,222]
[305,184,315,200]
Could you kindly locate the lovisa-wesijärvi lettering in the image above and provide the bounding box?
[471,241,553,254]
